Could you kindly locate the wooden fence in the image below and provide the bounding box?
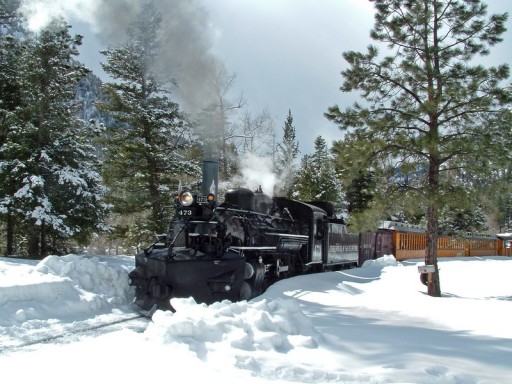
[393,232,500,261]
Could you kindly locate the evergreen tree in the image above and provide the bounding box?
[292,154,313,201]
[345,170,376,215]
[0,20,109,258]
[494,171,512,232]
[438,205,488,234]
[474,164,512,233]
[0,0,20,30]
[293,136,343,211]
[0,0,24,255]
[274,109,300,197]
[326,0,511,296]
[98,1,199,242]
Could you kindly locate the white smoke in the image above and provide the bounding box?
[18,0,101,32]
[228,153,279,196]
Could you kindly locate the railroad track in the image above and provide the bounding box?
[1,312,150,354]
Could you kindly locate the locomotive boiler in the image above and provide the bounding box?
[128,160,359,311]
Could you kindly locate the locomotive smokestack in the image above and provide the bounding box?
[202,141,219,197]
[202,159,219,197]
[201,109,223,198]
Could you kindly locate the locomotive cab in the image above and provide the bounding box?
[273,198,359,271]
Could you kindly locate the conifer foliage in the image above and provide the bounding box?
[98,1,199,243]
[326,0,512,296]
[274,109,300,197]
[0,16,109,258]
[293,136,343,212]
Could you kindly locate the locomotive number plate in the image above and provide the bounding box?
[178,208,195,216]
[197,195,208,204]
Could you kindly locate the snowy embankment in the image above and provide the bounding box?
[1,254,511,384]
[0,255,132,317]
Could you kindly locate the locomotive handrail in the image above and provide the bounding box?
[215,206,269,216]
[186,220,219,224]
[264,233,309,239]
[215,206,293,222]
[227,246,278,257]
[188,233,218,237]
[228,246,277,250]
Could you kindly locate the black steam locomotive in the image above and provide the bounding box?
[128,161,359,311]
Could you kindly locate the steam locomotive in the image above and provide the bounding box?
[128,161,359,311]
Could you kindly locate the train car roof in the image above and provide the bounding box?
[378,220,426,233]
[379,221,500,239]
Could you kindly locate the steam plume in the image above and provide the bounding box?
[18,0,220,114]
[228,154,279,196]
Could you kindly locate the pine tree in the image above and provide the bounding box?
[274,109,300,197]
[345,170,376,215]
[0,1,23,255]
[98,1,199,242]
[438,205,488,234]
[494,169,512,232]
[326,0,511,296]
[292,154,313,201]
[0,0,20,29]
[293,136,343,212]
[0,19,109,258]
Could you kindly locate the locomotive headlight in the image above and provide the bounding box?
[207,193,215,203]
[179,191,194,206]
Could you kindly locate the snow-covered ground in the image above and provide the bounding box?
[1,253,511,384]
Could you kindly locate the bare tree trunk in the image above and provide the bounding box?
[28,233,40,259]
[425,154,442,297]
[40,223,48,258]
[425,203,441,296]
[6,212,15,256]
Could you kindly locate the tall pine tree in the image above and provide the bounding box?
[0,19,109,258]
[293,136,344,212]
[326,0,511,296]
[274,109,300,197]
[0,0,24,255]
[98,1,199,243]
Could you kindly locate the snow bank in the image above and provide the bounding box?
[361,254,402,268]
[36,254,130,303]
[0,254,133,326]
[147,297,318,356]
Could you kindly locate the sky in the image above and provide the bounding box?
[15,0,512,155]
[1,253,511,383]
